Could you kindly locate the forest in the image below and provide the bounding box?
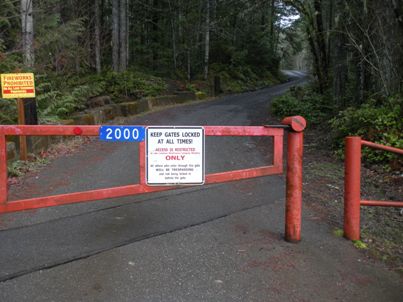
[0,0,402,164]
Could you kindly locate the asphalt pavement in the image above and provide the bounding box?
[0,75,401,301]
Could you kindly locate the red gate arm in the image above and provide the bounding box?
[204,126,283,136]
[1,125,284,137]
[361,140,403,155]
[0,163,283,214]
[0,125,100,136]
[361,200,403,207]
[206,166,282,184]
[0,184,178,214]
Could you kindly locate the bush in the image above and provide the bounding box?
[330,96,403,164]
[37,81,105,121]
[99,71,166,101]
[0,100,17,124]
[195,91,207,100]
[209,63,278,93]
[271,86,332,125]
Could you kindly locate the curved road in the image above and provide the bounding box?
[0,76,401,301]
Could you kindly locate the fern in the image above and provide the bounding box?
[0,100,17,124]
[36,82,104,120]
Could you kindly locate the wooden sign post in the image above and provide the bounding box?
[17,99,28,160]
[1,73,36,161]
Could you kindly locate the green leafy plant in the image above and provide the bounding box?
[100,71,166,101]
[271,86,332,125]
[330,96,403,165]
[7,157,49,177]
[209,63,278,93]
[333,228,344,237]
[353,240,368,249]
[36,78,105,121]
[195,91,207,100]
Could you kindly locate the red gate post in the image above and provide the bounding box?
[343,136,362,240]
[282,116,306,242]
[0,134,7,204]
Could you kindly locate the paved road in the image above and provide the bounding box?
[0,76,401,301]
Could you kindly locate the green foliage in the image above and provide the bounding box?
[0,39,21,73]
[330,96,403,164]
[0,100,17,124]
[210,64,278,93]
[36,79,105,121]
[34,70,166,121]
[272,87,402,167]
[0,70,168,124]
[7,157,49,177]
[195,91,207,100]
[99,71,166,101]
[353,240,368,249]
[35,14,86,73]
[271,86,333,125]
[0,0,19,55]
[333,228,344,237]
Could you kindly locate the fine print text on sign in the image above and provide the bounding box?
[99,126,145,142]
[146,126,205,185]
[1,73,35,99]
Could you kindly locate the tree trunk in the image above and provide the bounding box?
[21,0,34,68]
[126,0,129,67]
[392,0,403,28]
[269,0,275,54]
[168,0,177,71]
[187,48,191,81]
[150,0,158,70]
[314,0,329,92]
[326,0,334,67]
[112,0,119,72]
[204,0,210,80]
[332,0,347,105]
[119,0,127,72]
[95,0,102,73]
[306,24,322,91]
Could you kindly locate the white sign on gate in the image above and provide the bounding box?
[146,126,205,185]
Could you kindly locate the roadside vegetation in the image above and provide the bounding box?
[272,88,402,167]
[0,71,167,124]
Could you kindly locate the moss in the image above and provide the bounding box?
[195,91,207,100]
[8,157,49,177]
[333,228,344,237]
[353,240,368,249]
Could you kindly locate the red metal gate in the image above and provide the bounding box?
[0,116,306,242]
[344,137,403,240]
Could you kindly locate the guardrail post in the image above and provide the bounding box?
[344,136,362,240]
[0,134,7,204]
[282,116,306,243]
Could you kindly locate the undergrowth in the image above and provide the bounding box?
[330,96,402,166]
[271,85,402,167]
[0,70,167,124]
[210,64,280,93]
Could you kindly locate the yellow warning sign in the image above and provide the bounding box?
[1,73,36,99]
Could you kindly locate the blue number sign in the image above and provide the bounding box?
[99,126,145,142]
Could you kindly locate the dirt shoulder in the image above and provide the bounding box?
[301,128,403,275]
